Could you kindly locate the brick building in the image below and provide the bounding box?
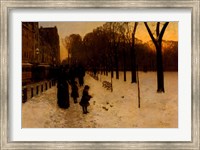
[22,22,39,63]
[22,22,39,84]
[22,22,60,85]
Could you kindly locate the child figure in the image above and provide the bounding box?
[71,81,79,103]
[79,85,92,114]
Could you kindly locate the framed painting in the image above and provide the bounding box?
[0,0,199,149]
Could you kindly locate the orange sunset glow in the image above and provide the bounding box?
[39,22,178,61]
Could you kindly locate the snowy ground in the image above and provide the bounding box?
[22,71,178,128]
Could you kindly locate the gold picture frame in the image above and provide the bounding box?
[1,0,199,149]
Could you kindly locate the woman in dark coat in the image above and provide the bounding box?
[77,64,85,86]
[57,66,70,109]
[71,81,79,103]
[79,85,92,114]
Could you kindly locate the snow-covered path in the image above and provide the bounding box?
[22,72,178,128]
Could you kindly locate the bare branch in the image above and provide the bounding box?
[144,22,157,45]
[158,22,169,42]
[132,22,138,37]
[156,22,160,38]
[132,22,138,45]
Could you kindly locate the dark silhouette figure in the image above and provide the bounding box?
[93,66,97,76]
[79,85,92,114]
[69,65,76,85]
[77,64,85,86]
[57,65,70,109]
[71,81,79,103]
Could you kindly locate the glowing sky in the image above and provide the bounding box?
[39,22,178,61]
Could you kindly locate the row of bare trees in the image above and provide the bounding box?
[63,22,173,93]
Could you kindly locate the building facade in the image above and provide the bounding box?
[22,22,39,63]
[22,22,39,84]
[39,26,60,65]
[22,22,60,85]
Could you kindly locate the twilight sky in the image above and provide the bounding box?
[39,22,178,61]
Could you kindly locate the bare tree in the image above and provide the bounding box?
[106,22,121,79]
[122,23,127,81]
[131,22,138,83]
[119,22,131,81]
[63,34,82,65]
[62,36,71,64]
[111,23,120,79]
[144,22,169,92]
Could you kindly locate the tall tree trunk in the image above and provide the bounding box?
[131,46,137,83]
[105,56,108,76]
[156,43,165,92]
[123,48,126,81]
[131,22,138,83]
[111,67,113,78]
[115,53,119,79]
[109,25,114,78]
[109,53,113,78]
[114,46,119,79]
[144,22,168,93]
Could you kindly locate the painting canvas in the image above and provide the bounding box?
[22,21,178,128]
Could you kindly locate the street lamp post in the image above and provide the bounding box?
[34,48,40,82]
[36,48,39,64]
[53,57,56,66]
